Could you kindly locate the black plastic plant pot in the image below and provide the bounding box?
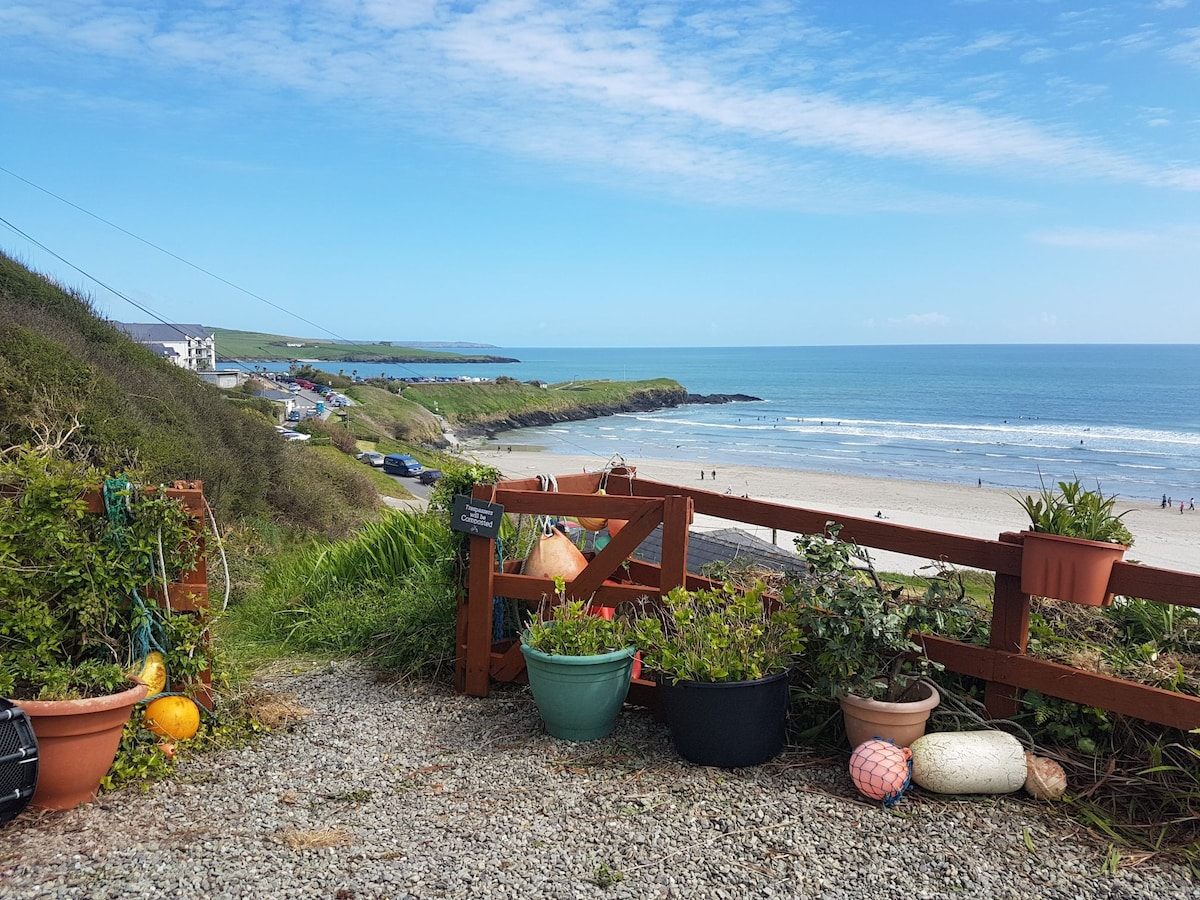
[658,671,789,768]
[0,699,39,826]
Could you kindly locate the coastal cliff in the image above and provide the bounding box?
[442,387,763,438]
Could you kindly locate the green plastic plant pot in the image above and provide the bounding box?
[520,641,636,741]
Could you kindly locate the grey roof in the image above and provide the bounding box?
[145,342,179,359]
[254,389,294,402]
[629,525,805,575]
[116,322,212,342]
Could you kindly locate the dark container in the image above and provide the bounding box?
[658,671,789,768]
[0,699,39,826]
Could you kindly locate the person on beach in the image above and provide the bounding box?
[700,470,704,480]
[1182,502,1186,515]
[711,470,716,480]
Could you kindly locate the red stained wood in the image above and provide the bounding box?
[458,472,1200,730]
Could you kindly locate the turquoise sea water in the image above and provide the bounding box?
[240,345,1200,501]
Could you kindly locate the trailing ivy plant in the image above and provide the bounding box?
[0,447,202,700]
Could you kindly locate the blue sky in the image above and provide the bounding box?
[1,1,1197,347]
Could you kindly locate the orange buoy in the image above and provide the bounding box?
[523,528,588,581]
[143,695,201,741]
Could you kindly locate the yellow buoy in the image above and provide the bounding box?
[143,695,201,741]
[576,489,608,531]
[130,651,168,698]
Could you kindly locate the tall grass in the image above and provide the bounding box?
[229,510,459,677]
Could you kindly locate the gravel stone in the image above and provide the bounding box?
[1,659,1195,899]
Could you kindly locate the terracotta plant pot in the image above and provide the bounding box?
[840,682,941,749]
[15,680,148,809]
[1020,531,1126,607]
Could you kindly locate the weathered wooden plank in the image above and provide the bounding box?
[983,533,1032,718]
[463,483,499,697]
[1108,561,1200,609]
[924,636,1200,731]
[494,490,657,519]
[566,501,665,599]
[631,478,1024,575]
[494,573,657,606]
[491,640,528,682]
[659,495,692,592]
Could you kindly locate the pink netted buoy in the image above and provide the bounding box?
[849,738,913,806]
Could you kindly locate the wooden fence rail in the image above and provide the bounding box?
[455,469,1200,732]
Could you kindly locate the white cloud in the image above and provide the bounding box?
[3,0,1198,210]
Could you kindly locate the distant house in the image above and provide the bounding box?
[253,387,296,416]
[116,322,217,372]
[198,370,244,389]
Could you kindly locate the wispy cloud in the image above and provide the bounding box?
[3,0,1198,210]
[1027,225,1200,250]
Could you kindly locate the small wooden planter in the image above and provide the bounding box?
[1020,531,1127,607]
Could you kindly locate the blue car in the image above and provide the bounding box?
[382,454,423,477]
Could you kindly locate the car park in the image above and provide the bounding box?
[418,469,443,485]
[382,454,423,477]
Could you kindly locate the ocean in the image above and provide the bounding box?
[239,345,1200,502]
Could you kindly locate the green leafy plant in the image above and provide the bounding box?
[631,582,805,683]
[789,523,979,702]
[0,448,203,700]
[523,592,631,658]
[1012,475,1134,546]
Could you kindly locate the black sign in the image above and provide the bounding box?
[450,495,504,538]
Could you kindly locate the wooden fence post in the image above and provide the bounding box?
[984,531,1031,719]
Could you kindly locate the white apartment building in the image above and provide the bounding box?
[116,323,217,372]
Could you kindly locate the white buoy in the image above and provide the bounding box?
[910,731,1027,794]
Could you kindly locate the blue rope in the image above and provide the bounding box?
[492,535,506,641]
[880,738,913,808]
[103,478,169,680]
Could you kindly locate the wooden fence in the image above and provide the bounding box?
[456,468,1200,731]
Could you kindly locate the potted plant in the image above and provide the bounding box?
[632,583,805,768]
[790,524,976,748]
[0,448,202,809]
[520,580,637,742]
[1012,476,1133,607]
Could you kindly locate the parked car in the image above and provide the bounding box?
[382,454,423,477]
[418,469,443,485]
[359,452,385,467]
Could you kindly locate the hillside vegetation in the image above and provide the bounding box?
[0,253,376,535]
[212,328,517,364]
[404,378,687,435]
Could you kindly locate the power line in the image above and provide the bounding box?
[0,217,259,376]
[0,164,353,345]
[1,165,429,380]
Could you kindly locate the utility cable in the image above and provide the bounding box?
[1,165,432,379]
[0,164,352,344]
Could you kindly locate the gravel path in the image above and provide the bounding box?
[2,660,1196,900]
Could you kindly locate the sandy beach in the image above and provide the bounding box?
[467,445,1200,577]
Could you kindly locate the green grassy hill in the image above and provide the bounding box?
[212,328,517,364]
[0,253,377,535]
[404,378,687,434]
